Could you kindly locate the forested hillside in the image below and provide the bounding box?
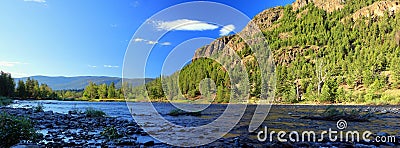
[133,0,400,104]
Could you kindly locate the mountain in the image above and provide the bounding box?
[137,0,400,104]
[15,76,153,90]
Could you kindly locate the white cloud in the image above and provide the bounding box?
[133,38,144,42]
[147,41,158,45]
[0,61,28,67]
[133,38,171,46]
[104,65,119,68]
[219,24,235,36]
[160,42,171,46]
[24,0,46,3]
[88,65,97,68]
[154,19,219,31]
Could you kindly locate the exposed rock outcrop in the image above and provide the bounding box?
[193,7,284,59]
[349,1,400,20]
[193,35,234,60]
[292,0,345,13]
[252,7,284,30]
[193,0,400,65]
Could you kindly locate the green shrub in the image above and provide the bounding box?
[33,103,44,112]
[320,106,371,121]
[167,109,201,116]
[101,126,121,139]
[0,97,12,106]
[0,112,43,147]
[84,108,106,117]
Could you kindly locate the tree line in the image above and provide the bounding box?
[81,82,124,99]
[0,71,57,99]
[0,71,124,100]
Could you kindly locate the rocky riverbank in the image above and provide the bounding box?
[1,107,161,147]
[2,105,400,147]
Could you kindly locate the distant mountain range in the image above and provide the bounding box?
[15,76,153,90]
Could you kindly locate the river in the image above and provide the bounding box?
[7,100,400,147]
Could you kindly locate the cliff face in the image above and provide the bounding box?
[292,0,345,12]
[252,7,284,31]
[349,1,400,20]
[193,7,284,60]
[193,35,234,60]
[193,0,400,62]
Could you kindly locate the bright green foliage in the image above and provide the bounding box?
[0,112,42,147]
[391,56,400,88]
[55,90,83,100]
[98,83,108,99]
[335,87,346,103]
[101,126,122,139]
[319,80,338,103]
[22,78,56,99]
[107,82,116,98]
[83,82,98,99]
[84,108,106,117]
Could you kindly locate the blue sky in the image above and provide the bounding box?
[0,0,293,78]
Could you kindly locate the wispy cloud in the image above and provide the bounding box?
[110,24,118,28]
[219,24,235,36]
[153,19,219,31]
[88,65,97,68]
[130,1,140,7]
[0,61,28,67]
[134,38,145,42]
[147,41,158,45]
[104,65,119,68]
[24,0,46,3]
[133,38,171,46]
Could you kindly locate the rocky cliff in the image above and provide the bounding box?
[349,1,400,20]
[292,0,345,12]
[193,0,400,62]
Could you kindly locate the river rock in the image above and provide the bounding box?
[143,141,154,146]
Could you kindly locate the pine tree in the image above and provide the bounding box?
[107,82,116,98]
[83,82,98,99]
[98,83,108,99]
[16,80,27,99]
